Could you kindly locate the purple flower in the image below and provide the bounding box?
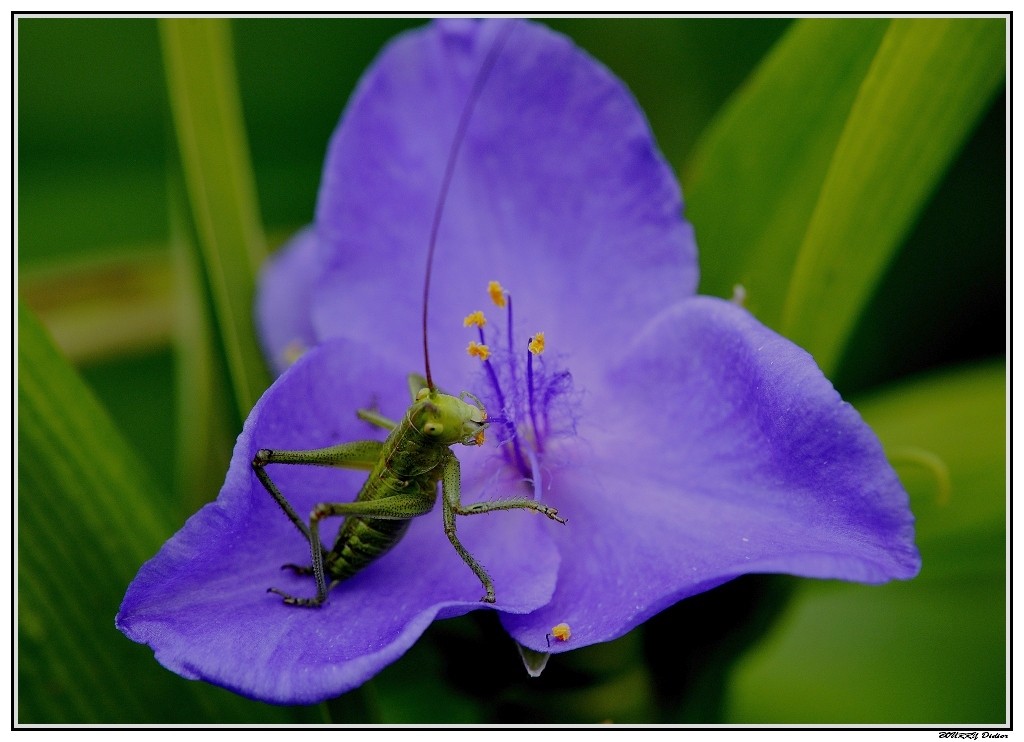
[117,18,920,705]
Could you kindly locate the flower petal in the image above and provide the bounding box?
[117,338,558,704]
[309,18,697,389]
[502,296,920,652]
[255,226,322,375]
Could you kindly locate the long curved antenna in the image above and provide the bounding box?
[422,21,514,390]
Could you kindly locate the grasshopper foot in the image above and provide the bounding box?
[267,586,325,608]
[537,504,567,525]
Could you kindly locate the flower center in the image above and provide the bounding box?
[462,281,577,487]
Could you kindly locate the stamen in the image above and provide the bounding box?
[541,369,572,438]
[506,419,530,478]
[506,292,516,360]
[527,336,543,453]
[546,623,571,647]
[484,318,530,477]
[463,310,487,328]
[488,280,506,308]
[467,322,520,471]
[526,447,544,502]
[467,341,491,361]
[476,326,508,415]
[462,282,574,481]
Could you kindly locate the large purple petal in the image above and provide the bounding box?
[310,18,696,390]
[502,297,920,652]
[255,226,321,376]
[117,339,558,704]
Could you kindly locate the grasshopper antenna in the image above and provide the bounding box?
[421,21,514,390]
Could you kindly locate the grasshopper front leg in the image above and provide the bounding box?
[440,453,566,604]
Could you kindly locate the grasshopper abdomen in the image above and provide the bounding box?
[322,418,446,581]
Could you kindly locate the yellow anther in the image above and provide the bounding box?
[467,341,491,361]
[488,280,507,308]
[463,310,487,328]
[283,339,307,366]
[550,623,571,642]
[474,429,486,446]
[528,332,546,355]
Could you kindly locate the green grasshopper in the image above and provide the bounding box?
[251,23,566,608]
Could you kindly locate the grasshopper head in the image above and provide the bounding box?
[411,388,487,446]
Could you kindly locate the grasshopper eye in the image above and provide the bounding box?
[423,422,443,436]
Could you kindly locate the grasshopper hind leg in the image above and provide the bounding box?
[268,579,341,607]
[252,441,383,606]
[267,495,436,607]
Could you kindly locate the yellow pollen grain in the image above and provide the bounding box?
[467,341,491,361]
[283,339,307,366]
[463,310,487,328]
[474,429,486,446]
[528,332,546,355]
[488,280,507,308]
[550,623,571,642]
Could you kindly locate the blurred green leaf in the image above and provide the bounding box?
[168,177,238,515]
[686,18,889,313]
[80,349,179,491]
[160,18,270,419]
[687,18,1005,376]
[18,303,290,722]
[547,18,791,174]
[861,361,1005,579]
[779,19,1005,373]
[727,361,1006,723]
[728,574,1004,724]
[831,89,1004,395]
[20,250,174,364]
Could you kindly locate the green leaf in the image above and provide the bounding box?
[726,362,1006,723]
[17,303,289,723]
[779,19,1005,373]
[159,18,270,419]
[686,18,890,317]
[168,176,237,515]
[686,19,1005,376]
[728,574,1005,724]
[19,249,174,364]
[860,361,1005,579]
